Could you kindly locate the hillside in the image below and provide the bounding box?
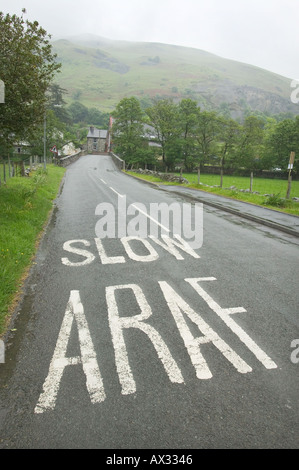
[52,34,298,119]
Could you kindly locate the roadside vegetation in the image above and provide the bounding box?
[112,97,299,176]
[126,170,299,216]
[0,165,65,336]
[112,96,299,215]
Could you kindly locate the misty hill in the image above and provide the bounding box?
[52,34,298,119]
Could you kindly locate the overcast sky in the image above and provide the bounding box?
[3,0,299,79]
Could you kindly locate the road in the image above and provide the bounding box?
[0,154,298,449]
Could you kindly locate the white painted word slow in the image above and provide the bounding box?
[35,278,277,414]
[61,235,200,266]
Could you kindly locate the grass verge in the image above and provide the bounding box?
[0,164,66,336]
[125,171,299,216]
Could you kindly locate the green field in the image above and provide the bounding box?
[182,173,299,197]
[126,171,299,216]
[0,165,66,336]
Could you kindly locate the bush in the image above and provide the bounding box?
[263,193,285,207]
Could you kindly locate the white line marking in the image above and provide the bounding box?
[109,186,125,197]
[100,179,107,184]
[131,203,170,233]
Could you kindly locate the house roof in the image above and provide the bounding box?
[87,127,107,139]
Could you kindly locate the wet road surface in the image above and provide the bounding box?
[0,154,298,449]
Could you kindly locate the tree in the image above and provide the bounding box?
[112,97,145,166]
[236,116,264,170]
[262,118,298,170]
[88,108,110,128]
[67,102,89,124]
[47,83,70,123]
[195,111,221,167]
[28,109,66,161]
[178,99,200,172]
[218,117,240,187]
[146,98,180,170]
[0,11,61,149]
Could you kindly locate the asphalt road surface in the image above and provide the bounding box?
[0,154,298,450]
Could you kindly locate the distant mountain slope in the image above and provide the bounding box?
[52,34,298,118]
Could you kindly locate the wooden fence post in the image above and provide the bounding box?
[286,152,295,199]
[250,171,253,192]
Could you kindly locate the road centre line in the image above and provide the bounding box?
[107,187,170,233]
[109,186,124,197]
[130,203,170,234]
[100,179,107,184]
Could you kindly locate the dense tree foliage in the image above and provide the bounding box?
[66,101,109,128]
[0,11,61,149]
[111,96,299,174]
[112,97,157,167]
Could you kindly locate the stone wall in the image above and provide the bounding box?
[130,168,189,184]
[109,152,125,170]
[58,150,86,167]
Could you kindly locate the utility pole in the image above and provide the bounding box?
[43,111,47,170]
[286,151,295,199]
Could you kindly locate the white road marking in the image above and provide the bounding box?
[131,203,170,234]
[186,277,277,370]
[35,291,105,414]
[61,237,200,266]
[100,179,107,184]
[159,280,252,379]
[150,234,200,260]
[95,238,126,264]
[61,240,96,267]
[121,236,159,262]
[109,186,125,197]
[106,283,185,395]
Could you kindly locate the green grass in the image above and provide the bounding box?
[126,171,299,216]
[0,165,66,336]
[181,173,299,197]
[52,37,292,112]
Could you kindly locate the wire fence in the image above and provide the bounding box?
[0,155,54,183]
